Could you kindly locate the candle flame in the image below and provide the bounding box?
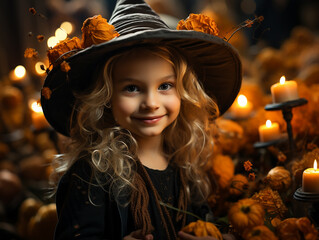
[266,120,272,127]
[237,94,248,107]
[31,101,43,113]
[280,76,286,84]
[314,160,317,170]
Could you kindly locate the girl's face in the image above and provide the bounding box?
[111,52,181,141]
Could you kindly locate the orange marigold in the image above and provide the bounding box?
[24,48,38,58]
[177,13,219,36]
[41,87,52,100]
[37,35,45,42]
[244,160,253,172]
[60,61,71,72]
[47,37,82,66]
[81,15,120,48]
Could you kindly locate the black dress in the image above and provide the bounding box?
[54,159,210,239]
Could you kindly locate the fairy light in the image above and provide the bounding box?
[60,21,73,34]
[30,100,43,113]
[35,62,46,75]
[47,36,59,48]
[55,28,67,41]
[14,65,26,79]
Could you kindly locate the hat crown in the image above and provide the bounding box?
[109,0,169,35]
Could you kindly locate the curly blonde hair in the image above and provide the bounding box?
[51,44,219,204]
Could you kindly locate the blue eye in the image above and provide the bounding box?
[158,83,173,91]
[124,85,139,92]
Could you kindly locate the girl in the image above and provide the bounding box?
[41,0,242,239]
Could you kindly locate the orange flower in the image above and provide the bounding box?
[81,15,120,48]
[60,61,71,72]
[29,7,36,15]
[41,87,52,100]
[177,13,219,36]
[47,37,82,66]
[244,160,253,172]
[24,48,38,58]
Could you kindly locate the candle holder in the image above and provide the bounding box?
[264,98,308,154]
[293,187,319,227]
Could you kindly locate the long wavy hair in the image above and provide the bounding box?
[51,44,219,205]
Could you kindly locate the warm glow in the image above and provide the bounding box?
[35,62,46,75]
[237,94,248,107]
[280,76,286,84]
[314,160,317,170]
[14,65,26,79]
[266,120,272,128]
[55,28,67,41]
[47,36,59,48]
[60,21,73,34]
[31,101,43,113]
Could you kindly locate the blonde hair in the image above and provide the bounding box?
[51,44,219,204]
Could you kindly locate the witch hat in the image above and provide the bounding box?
[41,0,242,136]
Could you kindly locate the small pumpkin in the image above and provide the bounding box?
[264,166,291,192]
[243,225,278,240]
[276,217,318,240]
[27,203,58,240]
[210,154,235,189]
[181,220,222,240]
[230,174,249,196]
[228,198,265,233]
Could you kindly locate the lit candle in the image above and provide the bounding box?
[9,65,27,84]
[258,120,280,142]
[302,160,319,192]
[30,101,50,130]
[270,76,299,103]
[229,94,253,119]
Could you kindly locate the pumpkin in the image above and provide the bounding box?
[209,154,235,189]
[17,198,43,237]
[264,166,291,192]
[243,225,278,240]
[181,220,222,240]
[230,174,249,196]
[27,203,58,240]
[276,217,318,240]
[0,169,22,204]
[228,198,265,233]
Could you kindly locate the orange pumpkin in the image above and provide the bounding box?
[264,166,291,192]
[276,217,318,240]
[210,154,235,189]
[27,203,58,240]
[181,220,222,240]
[17,198,43,237]
[230,174,249,196]
[243,225,278,240]
[228,198,265,233]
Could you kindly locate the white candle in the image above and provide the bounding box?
[302,160,319,192]
[258,120,280,142]
[270,76,299,103]
[229,95,253,119]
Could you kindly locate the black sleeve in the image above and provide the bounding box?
[54,159,120,240]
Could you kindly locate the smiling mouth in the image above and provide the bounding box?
[133,115,164,124]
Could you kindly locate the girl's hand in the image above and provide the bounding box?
[178,231,218,240]
[123,229,154,240]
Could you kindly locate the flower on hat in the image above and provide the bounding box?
[81,15,120,48]
[47,37,82,66]
[24,48,38,58]
[177,13,219,37]
[41,87,52,100]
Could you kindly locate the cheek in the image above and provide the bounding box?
[166,95,181,116]
[111,97,136,119]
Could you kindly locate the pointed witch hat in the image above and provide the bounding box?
[41,0,242,136]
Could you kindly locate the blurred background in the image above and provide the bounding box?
[0,0,318,239]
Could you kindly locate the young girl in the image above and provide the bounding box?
[41,0,242,239]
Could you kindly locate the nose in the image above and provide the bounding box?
[141,90,160,111]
